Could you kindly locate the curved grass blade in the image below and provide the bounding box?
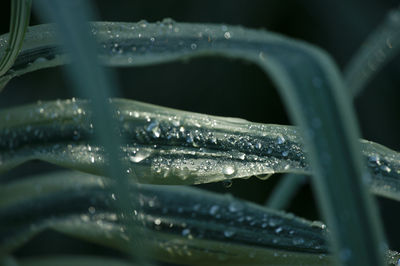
[0,0,31,79]
[32,1,150,263]
[265,173,308,209]
[345,5,400,96]
[17,256,136,266]
[2,171,399,265]
[0,98,399,202]
[0,21,386,265]
[283,5,400,209]
[0,170,331,265]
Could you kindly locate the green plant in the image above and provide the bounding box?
[0,1,399,265]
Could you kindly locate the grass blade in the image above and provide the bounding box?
[0,98,398,202]
[32,1,150,263]
[266,174,308,209]
[2,171,399,265]
[0,170,331,265]
[0,21,387,265]
[345,5,400,95]
[17,256,136,266]
[0,0,31,79]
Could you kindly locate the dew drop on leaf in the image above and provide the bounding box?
[181,228,190,237]
[276,135,286,144]
[222,179,232,188]
[228,202,243,213]
[209,205,220,216]
[224,229,235,238]
[129,149,152,163]
[223,165,235,176]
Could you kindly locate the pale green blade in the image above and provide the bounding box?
[0,98,399,202]
[32,2,149,264]
[1,171,399,265]
[0,0,31,78]
[265,173,308,209]
[345,5,400,96]
[16,256,136,266]
[0,170,331,265]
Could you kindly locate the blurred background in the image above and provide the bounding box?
[0,0,399,262]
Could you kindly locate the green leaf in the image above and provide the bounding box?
[265,173,308,209]
[17,256,136,266]
[345,5,400,96]
[32,2,149,263]
[1,171,399,265]
[0,98,399,202]
[0,21,387,265]
[0,170,331,265]
[0,0,31,79]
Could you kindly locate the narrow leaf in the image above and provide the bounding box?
[266,173,308,209]
[32,1,149,263]
[17,256,136,266]
[345,5,400,95]
[1,171,399,265]
[0,170,331,265]
[0,0,31,78]
[0,99,399,202]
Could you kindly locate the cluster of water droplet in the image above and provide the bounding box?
[124,185,329,255]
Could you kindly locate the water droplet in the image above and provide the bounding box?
[311,220,327,229]
[368,155,381,165]
[275,227,283,234]
[150,37,155,42]
[34,57,47,64]
[224,229,236,238]
[190,43,197,50]
[224,32,231,39]
[223,166,236,176]
[147,120,161,138]
[129,149,151,163]
[182,228,191,237]
[209,205,220,215]
[380,165,391,173]
[88,206,96,214]
[292,237,304,245]
[228,202,243,212]
[222,179,232,188]
[154,218,161,225]
[256,173,273,180]
[268,219,278,227]
[261,223,268,228]
[277,135,285,144]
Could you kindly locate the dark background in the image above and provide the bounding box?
[0,0,399,262]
